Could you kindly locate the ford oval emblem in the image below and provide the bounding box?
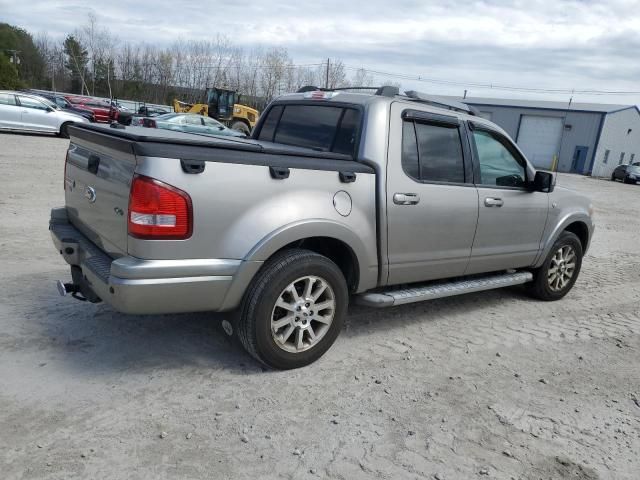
[85,186,97,203]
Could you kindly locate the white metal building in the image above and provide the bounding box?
[449,97,640,176]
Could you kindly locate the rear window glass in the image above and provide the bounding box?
[258,104,361,156]
[258,105,283,142]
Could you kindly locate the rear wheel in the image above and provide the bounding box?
[611,173,616,181]
[237,249,348,369]
[231,120,251,136]
[528,231,583,301]
[58,122,71,139]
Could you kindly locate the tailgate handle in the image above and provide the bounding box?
[87,154,100,174]
[339,171,356,183]
[181,158,205,174]
[269,166,290,180]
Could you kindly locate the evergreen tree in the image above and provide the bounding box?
[0,23,46,87]
[0,54,20,89]
[63,35,88,94]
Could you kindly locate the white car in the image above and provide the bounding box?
[0,90,89,138]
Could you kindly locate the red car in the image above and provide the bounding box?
[65,96,116,123]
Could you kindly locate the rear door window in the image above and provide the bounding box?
[401,119,466,183]
[17,95,49,110]
[0,93,16,105]
[257,104,361,156]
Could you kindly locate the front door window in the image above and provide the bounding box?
[473,130,526,188]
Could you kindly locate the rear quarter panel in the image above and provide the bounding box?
[130,156,379,291]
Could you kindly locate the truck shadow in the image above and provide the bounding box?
[21,272,531,375]
[22,274,254,375]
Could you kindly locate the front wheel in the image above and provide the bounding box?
[58,122,71,139]
[237,249,348,369]
[528,231,583,301]
[231,121,251,136]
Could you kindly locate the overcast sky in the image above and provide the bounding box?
[1,0,639,105]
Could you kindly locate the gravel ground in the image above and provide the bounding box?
[1,132,639,480]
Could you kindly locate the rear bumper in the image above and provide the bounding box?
[49,207,259,314]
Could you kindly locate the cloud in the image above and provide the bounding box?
[1,0,638,104]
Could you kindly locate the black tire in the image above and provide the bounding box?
[611,174,616,181]
[237,249,348,369]
[528,231,583,301]
[58,122,71,139]
[231,120,251,136]
[623,175,632,184]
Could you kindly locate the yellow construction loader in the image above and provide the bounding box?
[173,87,259,135]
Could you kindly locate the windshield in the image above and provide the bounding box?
[34,96,58,110]
[628,165,640,174]
[203,117,225,128]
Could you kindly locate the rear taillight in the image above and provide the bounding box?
[128,175,192,240]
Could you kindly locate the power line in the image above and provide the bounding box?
[341,64,640,96]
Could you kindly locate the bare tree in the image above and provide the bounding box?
[350,68,375,87]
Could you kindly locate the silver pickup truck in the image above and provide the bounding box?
[50,87,594,369]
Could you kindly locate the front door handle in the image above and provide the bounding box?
[484,197,504,207]
[393,193,420,205]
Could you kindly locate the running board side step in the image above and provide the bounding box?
[356,271,533,308]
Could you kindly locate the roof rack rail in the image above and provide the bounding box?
[296,85,400,98]
[404,91,479,116]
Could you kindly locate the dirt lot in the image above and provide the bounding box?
[1,132,639,480]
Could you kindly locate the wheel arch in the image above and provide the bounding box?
[534,214,593,268]
[244,220,376,293]
[273,237,360,293]
[219,221,377,312]
[563,221,590,253]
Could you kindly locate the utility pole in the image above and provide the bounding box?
[325,58,330,89]
[3,49,20,66]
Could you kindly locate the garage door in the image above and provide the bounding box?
[516,115,563,169]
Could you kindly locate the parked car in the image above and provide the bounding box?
[138,105,170,116]
[0,90,88,137]
[120,107,171,126]
[611,164,640,184]
[50,87,594,369]
[65,95,115,123]
[22,91,96,122]
[141,113,246,137]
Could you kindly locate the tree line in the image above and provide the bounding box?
[1,16,398,110]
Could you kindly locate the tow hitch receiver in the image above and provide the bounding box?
[56,266,102,303]
[56,280,87,301]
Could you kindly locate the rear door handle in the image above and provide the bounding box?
[484,197,504,207]
[393,193,420,205]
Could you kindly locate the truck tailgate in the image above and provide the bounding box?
[65,130,136,257]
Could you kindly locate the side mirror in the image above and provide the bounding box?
[531,171,554,193]
[46,107,55,112]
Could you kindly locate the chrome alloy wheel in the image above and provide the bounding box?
[548,245,577,292]
[270,275,336,353]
